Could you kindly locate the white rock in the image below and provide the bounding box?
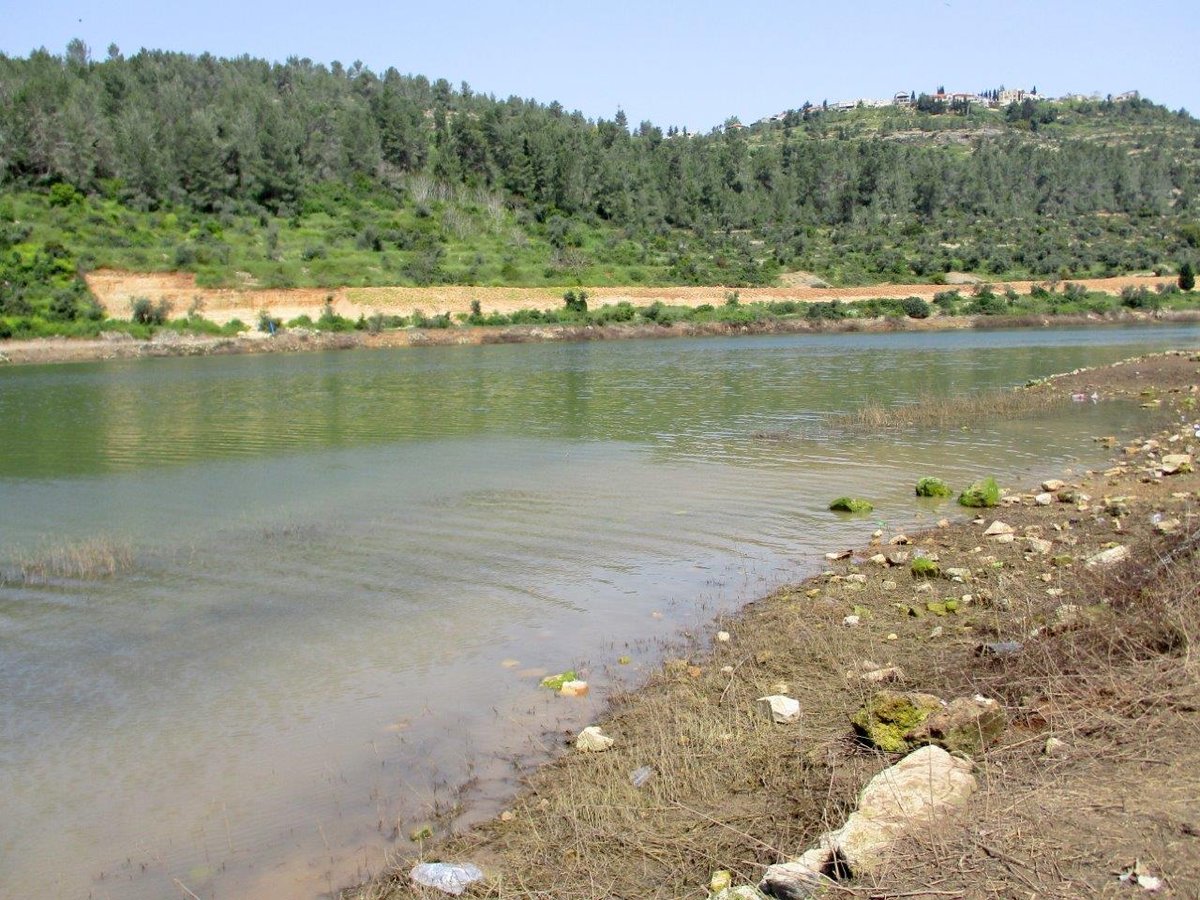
[1086,545,1130,568]
[575,725,614,752]
[1161,453,1193,474]
[1041,479,1066,492]
[559,680,589,697]
[984,520,1015,536]
[868,553,889,566]
[757,695,801,724]
[820,745,977,877]
[1044,736,1067,756]
[842,615,861,627]
[993,533,1015,544]
[716,630,731,642]
[1026,537,1053,554]
[845,573,867,584]
[1034,492,1054,506]
[859,665,905,684]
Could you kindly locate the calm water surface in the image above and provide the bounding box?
[1,325,1197,898]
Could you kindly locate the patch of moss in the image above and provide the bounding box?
[958,476,1000,508]
[829,496,874,513]
[915,477,953,498]
[911,557,941,578]
[851,690,943,752]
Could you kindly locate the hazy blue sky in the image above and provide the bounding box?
[3,0,1197,130]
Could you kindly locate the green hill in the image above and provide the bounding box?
[2,46,1198,334]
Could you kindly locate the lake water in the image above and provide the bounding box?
[2,324,1197,899]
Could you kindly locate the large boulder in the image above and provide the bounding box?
[760,746,978,895]
[915,477,953,498]
[822,745,977,876]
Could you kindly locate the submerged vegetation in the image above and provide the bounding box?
[2,45,1199,339]
[5,536,134,583]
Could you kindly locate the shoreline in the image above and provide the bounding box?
[361,350,1200,899]
[4,308,1199,369]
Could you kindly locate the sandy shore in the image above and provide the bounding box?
[359,350,1200,899]
[82,270,1176,326]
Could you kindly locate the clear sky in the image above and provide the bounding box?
[3,0,1197,131]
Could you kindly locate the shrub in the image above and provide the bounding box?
[901,296,931,319]
[130,297,172,325]
[563,290,588,314]
[257,309,282,333]
[1177,262,1194,291]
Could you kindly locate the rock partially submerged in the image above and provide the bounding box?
[828,496,874,513]
[915,477,953,498]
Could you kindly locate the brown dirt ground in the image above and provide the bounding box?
[84,271,1176,326]
[350,350,1200,900]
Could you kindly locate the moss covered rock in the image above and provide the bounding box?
[915,477,953,498]
[829,496,874,513]
[958,477,1000,508]
[908,696,1007,755]
[910,557,941,578]
[851,690,944,752]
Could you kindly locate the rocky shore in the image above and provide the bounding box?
[3,308,1199,368]
[357,351,1200,899]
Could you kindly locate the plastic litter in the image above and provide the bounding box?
[410,862,484,896]
[630,765,655,787]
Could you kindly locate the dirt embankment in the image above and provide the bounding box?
[84,270,1176,326]
[361,351,1200,899]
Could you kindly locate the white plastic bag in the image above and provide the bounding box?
[410,862,484,895]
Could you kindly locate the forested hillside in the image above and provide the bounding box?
[2,44,1199,330]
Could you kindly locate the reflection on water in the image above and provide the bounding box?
[0,324,1196,898]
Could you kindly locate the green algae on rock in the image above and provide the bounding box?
[915,477,953,498]
[829,497,874,513]
[851,690,944,752]
[958,477,1001,508]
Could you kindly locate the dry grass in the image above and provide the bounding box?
[8,536,134,582]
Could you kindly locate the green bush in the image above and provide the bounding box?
[130,296,172,325]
